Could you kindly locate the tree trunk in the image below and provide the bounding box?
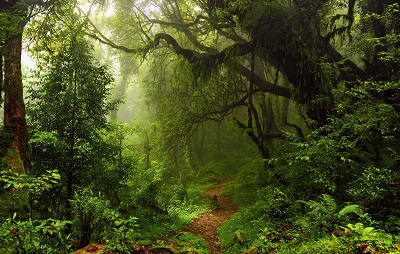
[0,50,3,108]
[109,74,128,121]
[3,21,29,173]
[144,131,151,170]
[216,122,221,157]
[66,68,78,224]
[198,123,206,162]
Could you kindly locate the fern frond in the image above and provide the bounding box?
[338,204,362,219]
[320,194,337,212]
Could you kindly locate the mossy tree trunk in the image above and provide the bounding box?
[2,6,29,173]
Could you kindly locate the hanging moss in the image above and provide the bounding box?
[191,42,253,80]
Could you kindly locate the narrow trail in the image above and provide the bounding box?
[73,182,238,254]
[183,182,239,253]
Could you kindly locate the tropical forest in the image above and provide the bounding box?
[0,0,399,253]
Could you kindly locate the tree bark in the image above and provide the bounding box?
[3,21,30,172]
[0,51,3,106]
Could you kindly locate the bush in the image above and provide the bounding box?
[0,214,72,254]
[71,188,141,250]
[347,166,400,226]
[71,188,115,247]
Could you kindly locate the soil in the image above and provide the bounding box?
[182,182,239,253]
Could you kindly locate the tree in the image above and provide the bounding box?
[60,0,397,193]
[270,2,400,220]
[84,0,304,179]
[28,29,117,220]
[1,0,64,172]
[85,0,398,168]
[1,1,30,172]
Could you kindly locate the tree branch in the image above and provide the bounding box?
[146,15,210,28]
[233,63,292,99]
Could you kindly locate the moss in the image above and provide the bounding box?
[0,128,12,159]
[2,147,25,173]
[0,147,29,220]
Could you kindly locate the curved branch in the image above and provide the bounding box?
[147,15,210,28]
[285,121,305,141]
[153,33,200,60]
[87,32,139,53]
[87,31,200,60]
[191,93,248,122]
[87,24,293,100]
[234,63,292,99]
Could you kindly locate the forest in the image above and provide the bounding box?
[0,0,399,253]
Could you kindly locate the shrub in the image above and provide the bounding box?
[70,188,114,247]
[0,214,72,254]
[347,166,400,225]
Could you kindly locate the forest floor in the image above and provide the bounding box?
[74,182,238,254]
[181,181,239,253]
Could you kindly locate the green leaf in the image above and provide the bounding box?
[362,227,374,236]
[338,204,361,218]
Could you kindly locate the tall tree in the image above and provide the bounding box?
[28,29,116,221]
[1,1,30,172]
[0,0,59,172]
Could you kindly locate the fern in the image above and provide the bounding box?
[302,194,337,215]
[338,204,362,219]
[319,194,337,213]
[346,223,375,238]
[300,195,366,232]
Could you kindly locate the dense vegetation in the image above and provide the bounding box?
[1,0,399,253]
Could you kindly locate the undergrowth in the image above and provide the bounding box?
[218,184,400,254]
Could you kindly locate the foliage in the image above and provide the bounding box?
[0,7,25,47]
[218,203,269,253]
[232,156,269,207]
[347,166,400,223]
[0,169,70,253]
[278,45,399,218]
[0,214,72,254]
[4,0,399,253]
[299,194,367,234]
[91,122,138,202]
[0,169,61,219]
[258,187,292,221]
[70,188,139,249]
[126,183,210,243]
[220,190,400,253]
[0,170,60,197]
[26,24,122,221]
[168,232,210,254]
[278,126,359,200]
[105,215,140,253]
[27,33,116,138]
[70,188,112,247]
[343,222,400,253]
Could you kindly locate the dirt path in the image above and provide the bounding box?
[183,182,239,253]
[74,182,238,254]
